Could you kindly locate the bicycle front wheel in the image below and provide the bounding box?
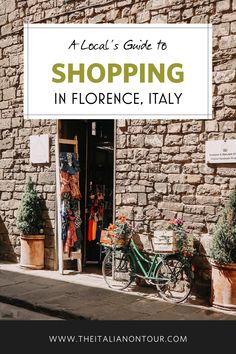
[155,256,192,303]
[102,248,134,290]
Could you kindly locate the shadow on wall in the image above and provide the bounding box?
[0,215,17,263]
[40,198,55,270]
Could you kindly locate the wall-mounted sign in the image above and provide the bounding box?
[206,140,236,164]
[30,134,50,164]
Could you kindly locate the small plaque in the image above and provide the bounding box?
[30,134,50,164]
[206,140,236,164]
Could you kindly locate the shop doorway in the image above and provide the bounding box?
[58,119,115,269]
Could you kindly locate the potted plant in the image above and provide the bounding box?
[210,186,236,310]
[16,177,45,269]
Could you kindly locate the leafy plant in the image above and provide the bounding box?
[210,187,236,264]
[168,217,193,255]
[107,215,132,244]
[16,177,43,235]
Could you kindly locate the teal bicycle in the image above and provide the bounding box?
[102,233,194,303]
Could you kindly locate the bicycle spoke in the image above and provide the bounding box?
[156,257,192,303]
[102,249,134,290]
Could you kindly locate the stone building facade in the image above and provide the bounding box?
[0,0,236,288]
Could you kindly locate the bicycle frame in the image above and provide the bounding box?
[126,238,165,283]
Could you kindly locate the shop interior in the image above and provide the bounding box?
[58,119,114,271]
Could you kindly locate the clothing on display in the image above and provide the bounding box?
[87,183,113,243]
[59,152,83,256]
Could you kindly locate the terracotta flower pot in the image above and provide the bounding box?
[20,235,45,270]
[211,261,236,310]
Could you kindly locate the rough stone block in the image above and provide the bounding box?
[130,135,145,147]
[0,15,7,26]
[196,196,221,206]
[219,120,235,132]
[138,193,147,206]
[222,12,236,23]
[131,119,146,126]
[136,10,150,23]
[196,184,221,196]
[122,193,138,205]
[116,164,131,172]
[183,213,204,223]
[182,121,203,133]
[145,205,160,219]
[116,206,133,219]
[88,13,106,23]
[165,135,182,146]
[205,120,218,132]
[168,10,181,22]
[219,35,236,49]
[0,118,11,130]
[127,184,145,192]
[161,164,181,174]
[0,159,13,169]
[0,137,13,151]
[214,70,235,83]
[231,21,236,33]
[182,8,193,20]
[216,0,230,13]
[0,180,15,191]
[3,87,16,100]
[146,0,170,10]
[116,135,126,148]
[173,184,195,194]
[191,15,208,23]
[158,201,184,212]
[154,182,167,193]
[38,172,56,185]
[1,24,12,36]
[183,134,199,145]
[150,14,167,23]
[6,0,16,14]
[167,123,181,133]
[145,134,163,147]
[117,119,126,128]
[133,206,144,220]
[224,95,236,107]
[213,22,230,37]
[186,174,202,184]
[106,9,120,22]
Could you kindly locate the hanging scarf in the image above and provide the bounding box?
[64,212,77,254]
[70,173,82,200]
[88,218,94,241]
[60,171,71,195]
[92,219,97,241]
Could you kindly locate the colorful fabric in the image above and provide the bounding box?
[59,152,80,174]
[92,220,97,241]
[64,212,78,254]
[70,173,82,200]
[88,218,94,241]
[60,171,70,195]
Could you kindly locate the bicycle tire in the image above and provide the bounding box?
[102,248,134,290]
[155,256,192,303]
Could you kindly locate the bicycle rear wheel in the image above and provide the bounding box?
[102,248,134,290]
[155,256,192,303]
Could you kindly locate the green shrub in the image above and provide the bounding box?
[16,177,43,235]
[210,187,236,264]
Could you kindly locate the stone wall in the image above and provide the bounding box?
[0,1,57,268]
[113,1,236,246]
[1,0,236,274]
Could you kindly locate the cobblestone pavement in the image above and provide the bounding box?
[0,302,62,320]
[0,262,236,320]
